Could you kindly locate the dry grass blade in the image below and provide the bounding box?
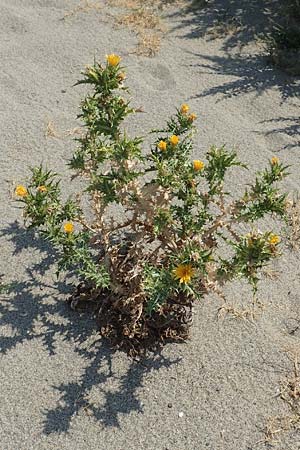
[109,0,183,9]
[285,195,300,250]
[115,7,164,55]
[280,348,300,410]
[45,120,61,139]
[116,9,162,30]
[261,267,279,280]
[259,347,300,446]
[261,415,298,446]
[217,301,264,322]
[136,32,161,56]
[63,0,102,20]
[45,122,85,140]
[65,127,85,137]
[107,0,184,56]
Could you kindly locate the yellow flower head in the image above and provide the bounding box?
[37,185,47,193]
[15,185,28,197]
[158,140,167,151]
[180,104,189,114]
[106,54,121,67]
[271,156,279,165]
[268,233,280,246]
[169,135,179,146]
[188,113,197,122]
[193,160,205,171]
[173,264,195,284]
[63,222,74,234]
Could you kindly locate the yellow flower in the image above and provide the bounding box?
[268,233,280,245]
[158,140,167,151]
[169,135,179,146]
[193,160,205,171]
[63,222,74,234]
[37,185,47,193]
[180,104,189,114]
[271,156,279,165]
[106,54,121,66]
[173,264,195,284]
[188,113,197,122]
[15,185,28,197]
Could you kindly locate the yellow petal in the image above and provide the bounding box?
[63,222,74,234]
[15,185,28,197]
[180,104,189,114]
[106,54,121,66]
[188,113,197,121]
[193,160,205,171]
[169,135,179,146]
[158,140,167,151]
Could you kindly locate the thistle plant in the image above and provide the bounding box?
[15,54,290,353]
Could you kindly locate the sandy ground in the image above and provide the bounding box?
[1,1,300,449]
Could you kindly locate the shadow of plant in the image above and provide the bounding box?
[0,221,181,433]
[44,348,179,432]
[259,116,300,149]
[171,0,281,52]
[0,223,71,356]
[189,53,300,101]
[168,1,300,148]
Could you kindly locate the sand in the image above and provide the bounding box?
[0,1,300,449]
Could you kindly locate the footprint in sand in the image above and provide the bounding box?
[137,62,176,92]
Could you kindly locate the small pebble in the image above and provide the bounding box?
[178,411,184,418]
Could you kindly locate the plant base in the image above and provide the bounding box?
[67,283,193,356]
